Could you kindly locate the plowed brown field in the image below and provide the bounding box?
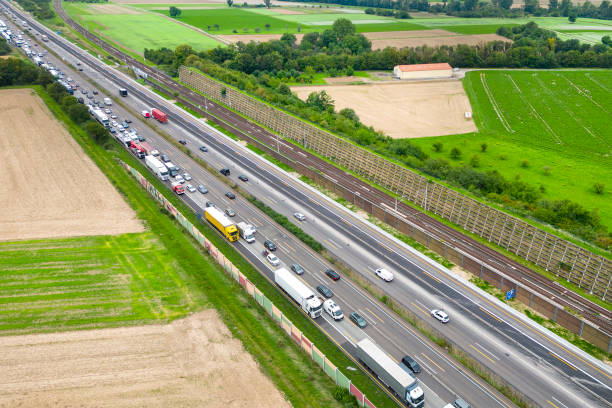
[0,310,292,408]
[0,89,143,241]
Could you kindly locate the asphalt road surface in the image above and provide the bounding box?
[3,5,611,408]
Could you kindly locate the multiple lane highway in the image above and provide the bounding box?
[3,4,611,407]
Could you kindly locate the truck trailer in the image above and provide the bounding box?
[237,222,255,243]
[92,109,109,127]
[204,207,238,242]
[145,155,169,181]
[139,142,159,157]
[355,339,424,408]
[274,268,322,319]
[151,108,167,123]
[129,141,145,159]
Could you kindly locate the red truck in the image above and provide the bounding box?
[151,108,168,123]
[172,181,185,195]
[129,141,145,158]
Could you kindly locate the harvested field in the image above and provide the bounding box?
[220,29,509,49]
[0,89,143,241]
[291,81,476,138]
[87,3,143,14]
[0,310,292,408]
[367,32,510,50]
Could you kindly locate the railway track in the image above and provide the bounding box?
[44,0,612,335]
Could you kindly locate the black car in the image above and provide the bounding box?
[77,97,84,104]
[225,192,236,199]
[264,240,276,251]
[291,264,304,275]
[137,135,145,142]
[238,175,248,182]
[125,118,132,124]
[86,94,93,100]
[317,284,333,298]
[205,201,215,208]
[92,90,98,95]
[178,140,187,145]
[199,146,208,152]
[161,154,170,163]
[325,269,340,281]
[401,355,421,374]
[220,168,230,176]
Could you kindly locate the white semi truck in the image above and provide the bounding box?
[145,155,169,181]
[237,222,255,243]
[274,268,322,318]
[355,339,425,408]
[92,109,109,127]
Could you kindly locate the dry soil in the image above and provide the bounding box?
[0,310,292,408]
[0,89,144,241]
[291,80,477,138]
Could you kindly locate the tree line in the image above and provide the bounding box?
[13,0,55,20]
[0,57,110,144]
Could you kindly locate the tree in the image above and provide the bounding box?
[470,155,480,167]
[0,38,10,56]
[432,142,443,152]
[524,0,538,13]
[339,107,359,122]
[84,120,109,144]
[331,18,355,41]
[169,6,181,17]
[602,35,612,46]
[594,182,605,194]
[568,11,577,22]
[214,24,220,31]
[264,0,272,8]
[450,147,462,159]
[480,143,488,152]
[175,44,194,62]
[306,90,334,112]
[227,0,233,6]
[68,103,90,124]
[499,0,513,9]
[265,23,271,30]
[548,0,558,9]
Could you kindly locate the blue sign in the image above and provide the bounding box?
[506,289,515,300]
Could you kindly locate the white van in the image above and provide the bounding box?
[103,97,112,106]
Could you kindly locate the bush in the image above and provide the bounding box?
[432,142,443,152]
[594,182,605,194]
[450,147,462,159]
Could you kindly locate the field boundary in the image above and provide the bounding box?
[119,160,386,408]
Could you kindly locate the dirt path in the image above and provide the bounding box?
[0,89,144,241]
[0,310,292,408]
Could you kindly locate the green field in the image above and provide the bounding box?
[410,70,612,230]
[158,7,426,34]
[64,3,223,53]
[440,23,518,34]
[0,232,206,335]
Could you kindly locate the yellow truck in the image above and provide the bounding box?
[204,207,238,242]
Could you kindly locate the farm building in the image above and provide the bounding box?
[393,63,453,80]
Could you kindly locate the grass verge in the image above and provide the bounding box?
[31,84,393,408]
